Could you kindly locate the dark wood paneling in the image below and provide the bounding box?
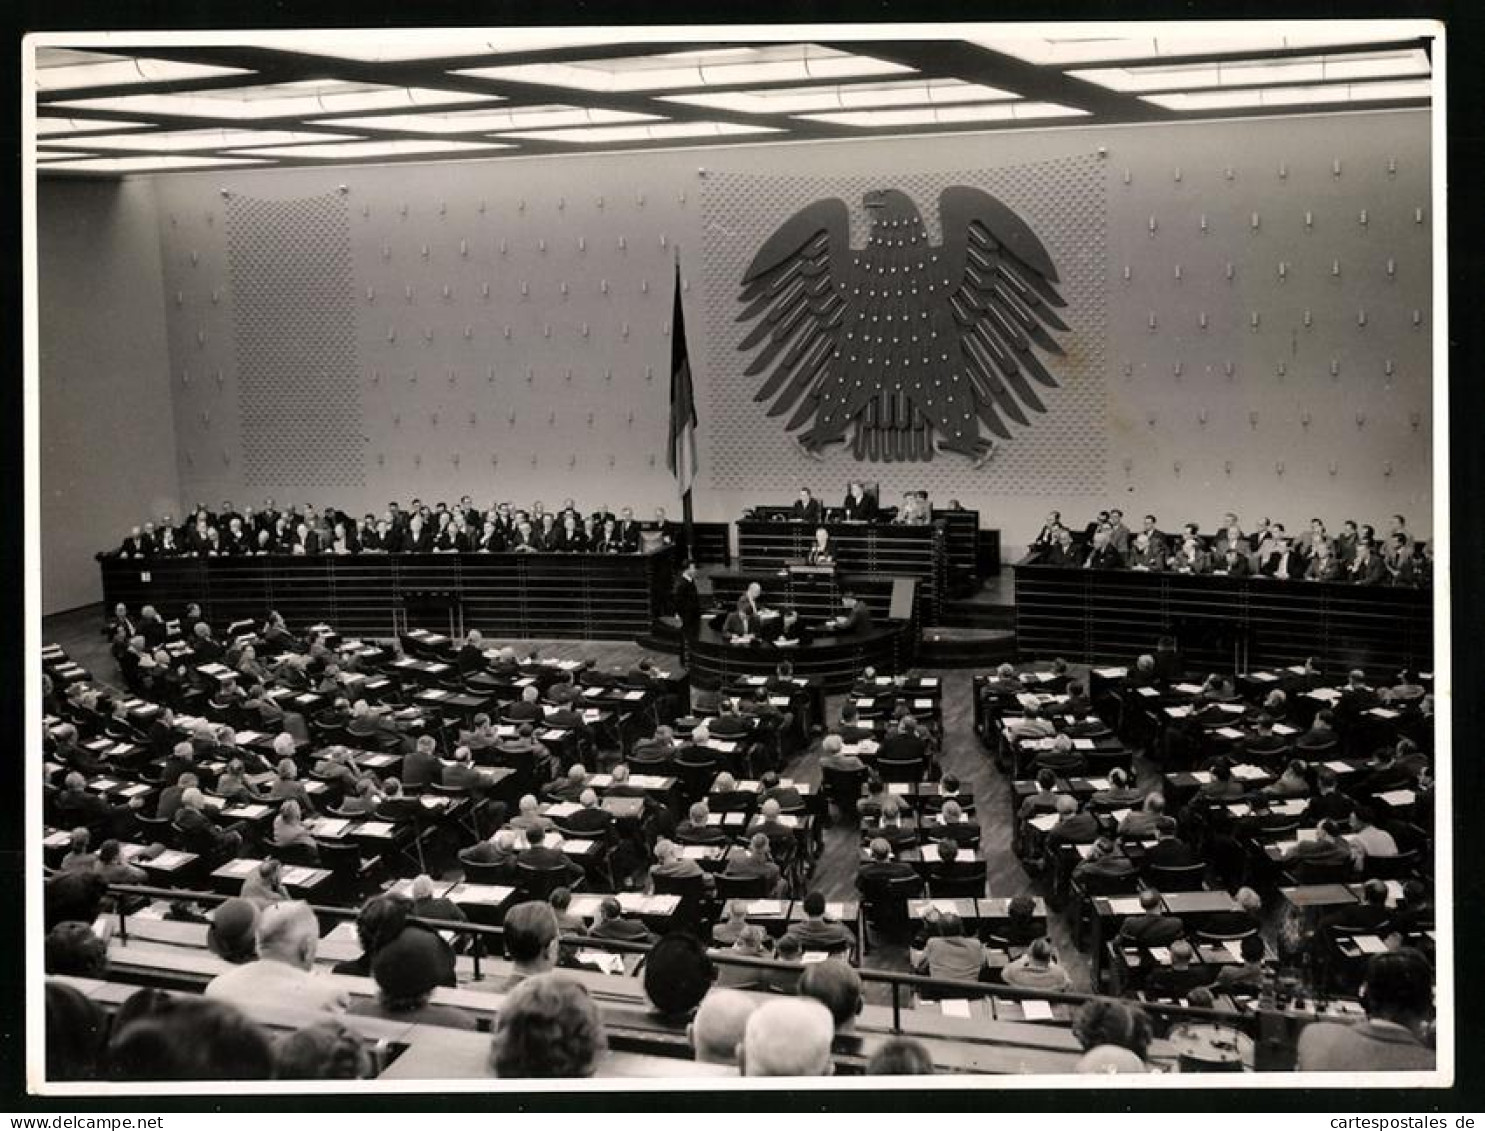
[1014,565,1433,671]
[99,549,676,642]
[686,624,908,693]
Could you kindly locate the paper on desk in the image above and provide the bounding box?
[940,998,973,1018]
[1273,723,1298,736]
[1231,764,1268,781]
[545,802,581,817]
[1324,760,1352,773]
[1136,687,1159,698]
[576,950,627,975]
[1085,778,1111,790]
[1250,671,1279,682]
[1367,707,1401,719]
[854,699,874,709]
[1107,897,1144,915]
[1355,935,1388,955]
[281,866,319,886]
[1216,727,1246,740]
[1376,790,1416,806]
[921,678,939,687]
[1147,946,1172,964]
[1028,813,1060,833]
[746,900,785,915]
[1020,999,1055,1021]
[1094,667,1128,679]
[1296,827,1319,842]
[1166,706,1191,719]
[1174,683,1204,694]
[1073,738,1095,751]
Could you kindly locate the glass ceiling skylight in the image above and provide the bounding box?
[230,138,513,159]
[308,104,659,133]
[35,116,150,136]
[34,51,254,92]
[457,44,911,92]
[799,102,1089,128]
[1070,48,1430,93]
[497,120,783,143]
[292,32,624,63]
[661,77,1016,115]
[53,81,494,120]
[42,128,363,152]
[1143,79,1432,111]
[974,26,1425,67]
[38,154,272,173]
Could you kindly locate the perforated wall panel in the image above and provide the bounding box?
[700,155,1108,498]
[224,189,364,487]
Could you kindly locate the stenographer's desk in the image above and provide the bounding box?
[99,548,676,641]
[1014,564,1432,671]
[686,622,908,693]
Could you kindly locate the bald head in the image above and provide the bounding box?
[741,998,835,1076]
[255,901,320,970]
[689,989,758,1065]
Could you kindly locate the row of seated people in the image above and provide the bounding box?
[107,496,680,559]
[43,866,1438,1080]
[1025,507,1430,586]
[762,482,936,526]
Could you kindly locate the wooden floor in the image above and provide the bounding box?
[43,600,1166,1001]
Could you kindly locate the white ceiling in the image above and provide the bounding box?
[31,24,1436,176]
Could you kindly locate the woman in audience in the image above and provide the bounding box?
[1001,937,1072,992]
[267,758,316,815]
[45,981,108,1082]
[489,975,607,1078]
[866,1037,935,1076]
[274,1020,374,1080]
[240,858,290,909]
[349,927,475,1031]
[1071,998,1153,1074]
[106,995,275,1081]
[270,800,319,860]
[332,893,413,978]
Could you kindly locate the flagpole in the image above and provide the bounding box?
[675,251,696,562]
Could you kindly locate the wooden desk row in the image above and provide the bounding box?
[99,548,678,642]
[1013,564,1433,671]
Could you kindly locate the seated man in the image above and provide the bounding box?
[588,896,656,944]
[675,800,728,845]
[721,833,784,896]
[909,910,986,983]
[1297,949,1435,1070]
[781,891,854,955]
[649,838,716,896]
[559,789,615,838]
[204,901,348,1013]
[1142,939,1209,1000]
[817,733,867,774]
[1117,888,1184,947]
[515,827,585,888]
[856,837,918,892]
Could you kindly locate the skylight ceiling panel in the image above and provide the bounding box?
[456,44,911,92]
[1070,48,1429,93]
[35,116,152,136]
[307,105,660,133]
[39,154,273,173]
[660,78,1015,114]
[52,82,493,120]
[797,101,1088,127]
[34,52,254,91]
[1142,78,1432,111]
[496,120,784,143]
[48,128,365,152]
[974,26,1415,66]
[229,138,514,159]
[294,31,625,62]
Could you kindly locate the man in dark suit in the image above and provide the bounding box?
[401,736,442,789]
[1215,546,1252,577]
[856,837,919,890]
[456,631,488,676]
[829,593,873,635]
[1043,528,1079,567]
[588,897,656,944]
[675,800,729,845]
[791,488,822,525]
[615,508,643,554]
[516,827,585,886]
[407,874,468,925]
[1117,888,1185,946]
[1083,530,1125,570]
[561,790,615,838]
[1144,824,1199,869]
[841,481,877,522]
[441,746,487,793]
[1349,540,1388,585]
[672,561,702,637]
[877,715,928,764]
[505,686,546,724]
[781,891,854,953]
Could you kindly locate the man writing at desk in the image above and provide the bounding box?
[827,593,872,635]
[724,582,770,643]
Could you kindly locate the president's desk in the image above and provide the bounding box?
[686,622,909,693]
[1013,563,1432,671]
[99,548,677,642]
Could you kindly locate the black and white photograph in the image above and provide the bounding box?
[20,13,1460,1103]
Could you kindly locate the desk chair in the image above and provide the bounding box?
[674,759,720,804]
[714,873,771,901]
[820,765,870,823]
[1146,861,1209,892]
[459,854,517,886]
[1361,849,1420,880]
[650,870,714,934]
[876,755,928,784]
[926,866,987,900]
[516,862,581,903]
[317,838,382,901]
[1082,747,1134,776]
[1288,858,1355,885]
[272,840,322,868]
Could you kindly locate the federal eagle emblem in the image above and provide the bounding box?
[737,187,1069,464]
